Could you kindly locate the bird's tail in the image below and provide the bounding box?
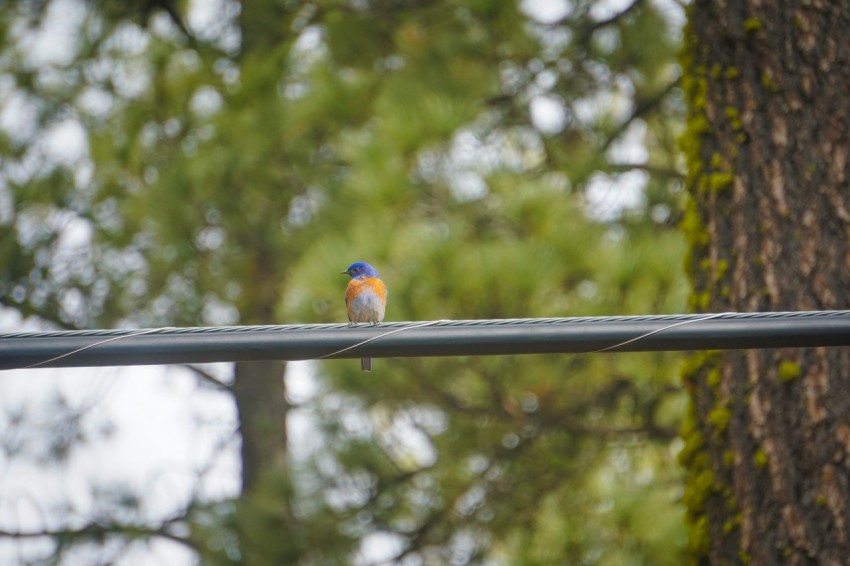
[361,357,372,372]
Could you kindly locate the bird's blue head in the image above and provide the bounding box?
[342,261,379,279]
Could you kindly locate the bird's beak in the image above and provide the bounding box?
[340,270,348,275]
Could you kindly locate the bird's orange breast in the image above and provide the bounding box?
[346,277,387,304]
[345,277,387,323]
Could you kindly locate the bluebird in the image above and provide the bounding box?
[342,261,387,371]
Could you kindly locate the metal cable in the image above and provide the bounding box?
[2,310,847,340]
[2,310,850,370]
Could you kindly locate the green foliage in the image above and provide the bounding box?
[0,0,688,563]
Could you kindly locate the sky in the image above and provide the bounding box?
[0,347,329,564]
[0,357,239,563]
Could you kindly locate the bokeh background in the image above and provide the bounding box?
[0,0,690,563]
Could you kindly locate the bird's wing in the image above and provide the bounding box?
[345,279,362,321]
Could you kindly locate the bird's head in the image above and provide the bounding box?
[342,261,379,279]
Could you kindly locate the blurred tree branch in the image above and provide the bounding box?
[600,78,681,154]
[0,518,198,552]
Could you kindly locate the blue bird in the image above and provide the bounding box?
[341,261,387,371]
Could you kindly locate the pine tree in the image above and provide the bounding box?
[680,1,850,562]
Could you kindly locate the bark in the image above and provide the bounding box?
[680,1,850,564]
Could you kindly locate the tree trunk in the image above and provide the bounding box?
[227,2,295,497]
[233,360,288,493]
[680,1,850,564]
[239,0,293,55]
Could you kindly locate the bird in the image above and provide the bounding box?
[341,261,387,371]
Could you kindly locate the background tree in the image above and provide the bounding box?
[0,0,689,563]
[679,1,850,563]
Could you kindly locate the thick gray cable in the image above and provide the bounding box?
[1,310,849,370]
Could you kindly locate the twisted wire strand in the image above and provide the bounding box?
[22,327,172,369]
